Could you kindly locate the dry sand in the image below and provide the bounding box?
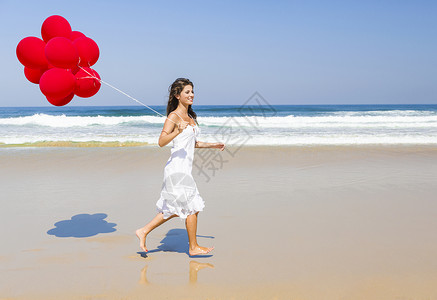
[1,145,437,299]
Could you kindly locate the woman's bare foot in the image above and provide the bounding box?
[189,245,214,256]
[135,228,148,252]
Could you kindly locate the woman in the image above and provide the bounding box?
[136,78,225,256]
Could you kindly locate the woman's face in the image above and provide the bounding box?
[176,85,194,105]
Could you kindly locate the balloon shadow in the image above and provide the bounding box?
[47,213,117,238]
[139,228,214,258]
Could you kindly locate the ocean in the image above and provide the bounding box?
[1,104,437,147]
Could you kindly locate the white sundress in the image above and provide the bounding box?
[156,112,205,219]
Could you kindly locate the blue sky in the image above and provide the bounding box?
[1,0,436,106]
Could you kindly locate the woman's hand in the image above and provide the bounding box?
[213,142,225,151]
[177,121,189,134]
[194,141,226,150]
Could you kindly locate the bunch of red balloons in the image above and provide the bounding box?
[16,15,101,106]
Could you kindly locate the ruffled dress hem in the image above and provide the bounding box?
[156,194,205,220]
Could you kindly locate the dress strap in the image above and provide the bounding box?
[172,112,184,122]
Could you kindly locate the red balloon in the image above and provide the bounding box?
[24,67,47,84]
[70,65,80,74]
[41,15,72,42]
[45,37,79,69]
[73,37,99,67]
[46,92,74,106]
[16,36,48,69]
[40,68,76,100]
[74,67,101,98]
[70,31,86,41]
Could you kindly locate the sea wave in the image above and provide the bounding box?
[1,112,437,129]
[201,115,437,128]
[0,114,165,127]
[1,108,437,147]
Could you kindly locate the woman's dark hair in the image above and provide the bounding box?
[166,78,198,125]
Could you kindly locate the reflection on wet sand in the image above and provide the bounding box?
[138,265,150,285]
[189,261,214,284]
[138,261,214,285]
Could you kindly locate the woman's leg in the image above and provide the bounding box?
[136,212,176,252]
[185,212,214,256]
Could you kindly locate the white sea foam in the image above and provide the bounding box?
[1,110,437,146]
[1,113,437,129]
[199,115,437,128]
[0,114,165,127]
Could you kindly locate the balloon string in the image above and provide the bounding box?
[78,66,178,126]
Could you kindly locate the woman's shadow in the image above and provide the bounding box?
[140,228,214,258]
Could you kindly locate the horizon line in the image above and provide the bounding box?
[1,103,437,109]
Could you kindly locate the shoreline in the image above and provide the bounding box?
[2,143,437,149]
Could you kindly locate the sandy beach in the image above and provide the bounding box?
[1,145,437,299]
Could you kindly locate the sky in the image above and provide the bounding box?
[0,0,436,107]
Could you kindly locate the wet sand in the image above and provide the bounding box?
[1,145,437,299]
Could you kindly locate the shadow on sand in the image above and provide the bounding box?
[138,228,214,258]
[47,213,117,238]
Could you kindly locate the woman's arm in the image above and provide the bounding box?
[158,114,188,147]
[195,141,225,151]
